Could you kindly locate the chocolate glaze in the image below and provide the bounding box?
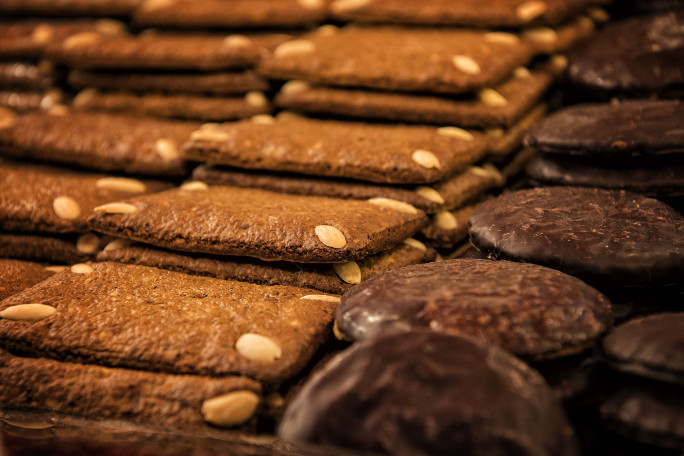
[468,187,684,286]
[567,12,684,95]
[603,313,684,385]
[337,259,612,357]
[524,100,684,157]
[278,331,579,456]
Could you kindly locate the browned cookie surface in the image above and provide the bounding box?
[132,0,328,29]
[0,232,106,264]
[0,349,262,431]
[88,185,427,263]
[0,262,338,388]
[469,187,684,286]
[330,0,595,27]
[183,114,488,184]
[0,259,55,301]
[0,111,198,176]
[258,25,535,94]
[0,0,142,17]
[0,160,172,234]
[337,259,612,357]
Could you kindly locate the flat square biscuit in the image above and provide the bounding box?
[0,0,142,17]
[67,69,270,95]
[275,61,557,128]
[48,32,292,71]
[71,89,271,122]
[329,0,596,27]
[0,89,62,113]
[0,62,55,90]
[0,259,55,301]
[132,0,328,29]
[0,160,173,234]
[258,25,536,94]
[0,111,199,176]
[96,238,435,294]
[0,232,108,264]
[0,20,126,59]
[191,162,502,214]
[0,349,262,431]
[0,261,339,387]
[183,114,489,184]
[87,185,427,263]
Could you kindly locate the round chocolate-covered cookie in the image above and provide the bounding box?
[278,331,579,456]
[567,11,684,96]
[468,187,684,286]
[603,313,684,385]
[524,100,684,157]
[337,259,612,358]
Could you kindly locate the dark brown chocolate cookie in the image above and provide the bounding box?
[525,100,684,157]
[468,187,684,286]
[87,185,427,263]
[0,262,338,388]
[337,259,612,357]
[603,313,684,386]
[567,11,684,96]
[0,259,55,301]
[278,331,579,456]
[0,111,198,176]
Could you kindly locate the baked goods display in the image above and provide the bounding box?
[1,0,683,455]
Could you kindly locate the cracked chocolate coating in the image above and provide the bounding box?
[0,112,198,176]
[88,186,427,263]
[0,262,337,388]
[468,187,684,286]
[278,331,579,456]
[0,349,261,431]
[0,259,55,301]
[183,114,488,185]
[603,313,684,385]
[525,100,684,156]
[567,12,684,95]
[259,25,535,94]
[337,259,612,357]
[329,0,595,27]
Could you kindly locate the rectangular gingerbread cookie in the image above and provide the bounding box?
[96,237,435,294]
[190,161,503,214]
[183,113,489,184]
[258,25,536,94]
[71,89,271,122]
[0,261,338,388]
[0,231,109,264]
[329,0,597,27]
[87,185,427,263]
[0,160,173,234]
[132,0,328,29]
[274,60,558,128]
[67,69,270,95]
[0,349,262,431]
[0,111,199,176]
[47,32,292,71]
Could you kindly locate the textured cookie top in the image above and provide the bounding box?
[133,0,328,29]
[567,11,684,95]
[48,32,291,71]
[0,111,198,176]
[258,25,535,94]
[0,262,338,387]
[0,0,142,17]
[337,259,612,357]
[88,185,427,263]
[183,114,488,184]
[468,187,684,286]
[0,259,55,301]
[329,0,595,27]
[525,100,684,156]
[278,331,579,456]
[0,160,172,234]
[603,313,684,385]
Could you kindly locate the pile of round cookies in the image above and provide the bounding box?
[0,0,683,455]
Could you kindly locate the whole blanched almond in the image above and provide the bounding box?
[235,333,282,363]
[201,391,259,427]
[94,202,138,214]
[76,233,100,254]
[71,263,94,274]
[414,186,445,204]
[104,238,133,251]
[435,211,459,231]
[180,181,209,191]
[300,295,341,303]
[95,177,147,193]
[412,150,441,169]
[478,89,507,107]
[223,34,252,49]
[451,55,481,75]
[367,198,418,215]
[437,126,474,141]
[0,304,56,321]
[333,262,362,284]
[403,238,427,251]
[273,40,316,58]
[53,196,80,220]
[516,0,547,22]
[154,138,179,161]
[315,225,347,249]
